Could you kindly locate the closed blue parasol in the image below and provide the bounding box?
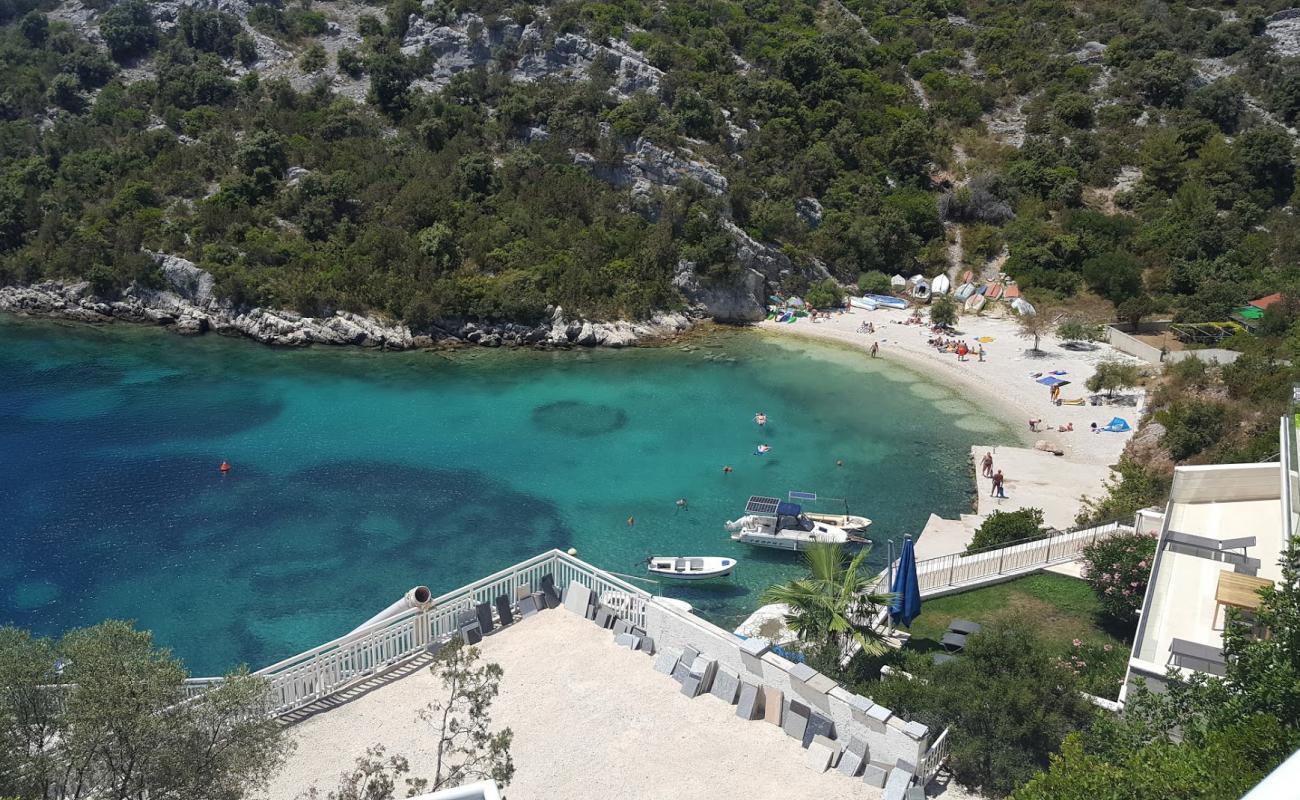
[889,535,922,628]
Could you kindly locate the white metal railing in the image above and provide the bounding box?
[185,550,651,718]
[919,726,950,784]
[876,520,1134,597]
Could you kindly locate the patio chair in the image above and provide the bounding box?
[1219,536,1256,555]
[457,610,483,645]
[802,711,835,749]
[538,574,561,609]
[1168,638,1226,677]
[710,667,740,704]
[940,631,967,651]
[1235,559,1261,576]
[736,681,763,720]
[836,737,869,777]
[948,619,982,636]
[474,602,495,635]
[782,699,810,741]
[493,595,514,627]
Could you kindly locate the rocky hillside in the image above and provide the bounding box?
[4,0,1300,345]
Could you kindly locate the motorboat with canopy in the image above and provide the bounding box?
[726,494,871,552]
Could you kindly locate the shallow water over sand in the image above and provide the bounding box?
[0,317,1012,675]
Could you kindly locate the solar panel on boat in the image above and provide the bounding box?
[745,495,782,515]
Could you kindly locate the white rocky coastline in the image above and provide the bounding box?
[0,254,694,350]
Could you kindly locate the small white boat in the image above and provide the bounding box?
[964,293,986,313]
[850,296,878,311]
[931,274,951,294]
[804,511,873,531]
[647,556,736,580]
[954,282,975,301]
[726,496,870,552]
[866,294,907,310]
[910,279,931,302]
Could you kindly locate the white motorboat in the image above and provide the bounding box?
[647,556,736,580]
[726,495,870,552]
[803,511,873,531]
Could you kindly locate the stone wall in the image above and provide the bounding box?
[644,599,930,772]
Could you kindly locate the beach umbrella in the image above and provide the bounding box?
[889,535,922,628]
[1035,376,1070,387]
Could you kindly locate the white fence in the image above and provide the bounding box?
[919,727,950,784]
[187,550,651,718]
[877,520,1134,598]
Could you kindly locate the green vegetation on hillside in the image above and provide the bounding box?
[0,0,951,325]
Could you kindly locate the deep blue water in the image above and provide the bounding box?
[0,316,1012,675]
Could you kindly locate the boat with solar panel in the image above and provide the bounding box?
[725,493,871,551]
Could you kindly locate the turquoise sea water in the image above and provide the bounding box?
[0,316,1013,676]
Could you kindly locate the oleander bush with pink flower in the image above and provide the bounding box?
[1080,532,1157,622]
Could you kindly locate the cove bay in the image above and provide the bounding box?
[1,316,1012,676]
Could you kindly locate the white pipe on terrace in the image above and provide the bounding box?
[348,586,432,635]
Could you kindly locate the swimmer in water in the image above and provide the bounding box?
[676,498,688,510]
[723,465,733,474]
[755,444,771,455]
[755,412,767,425]
[627,516,635,526]
[836,459,844,467]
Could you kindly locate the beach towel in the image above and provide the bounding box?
[1050,370,1067,375]
[1098,417,1132,433]
[1036,376,1070,387]
[978,336,995,343]
[1060,397,1085,406]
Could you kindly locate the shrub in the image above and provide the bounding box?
[871,620,1095,796]
[1081,532,1157,622]
[1056,319,1106,343]
[1156,399,1228,460]
[337,47,363,78]
[857,270,892,295]
[98,0,158,61]
[1086,360,1144,397]
[804,278,842,309]
[300,43,327,72]
[938,174,1015,224]
[930,293,958,327]
[970,508,1047,551]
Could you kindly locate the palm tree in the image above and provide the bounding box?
[760,543,894,658]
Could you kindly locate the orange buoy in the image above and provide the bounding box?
[219,461,230,473]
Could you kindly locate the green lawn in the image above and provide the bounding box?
[901,572,1133,699]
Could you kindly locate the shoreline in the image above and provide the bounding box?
[756,306,1147,534]
[0,261,696,351]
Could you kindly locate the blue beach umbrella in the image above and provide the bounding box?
[889,535,922,628]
